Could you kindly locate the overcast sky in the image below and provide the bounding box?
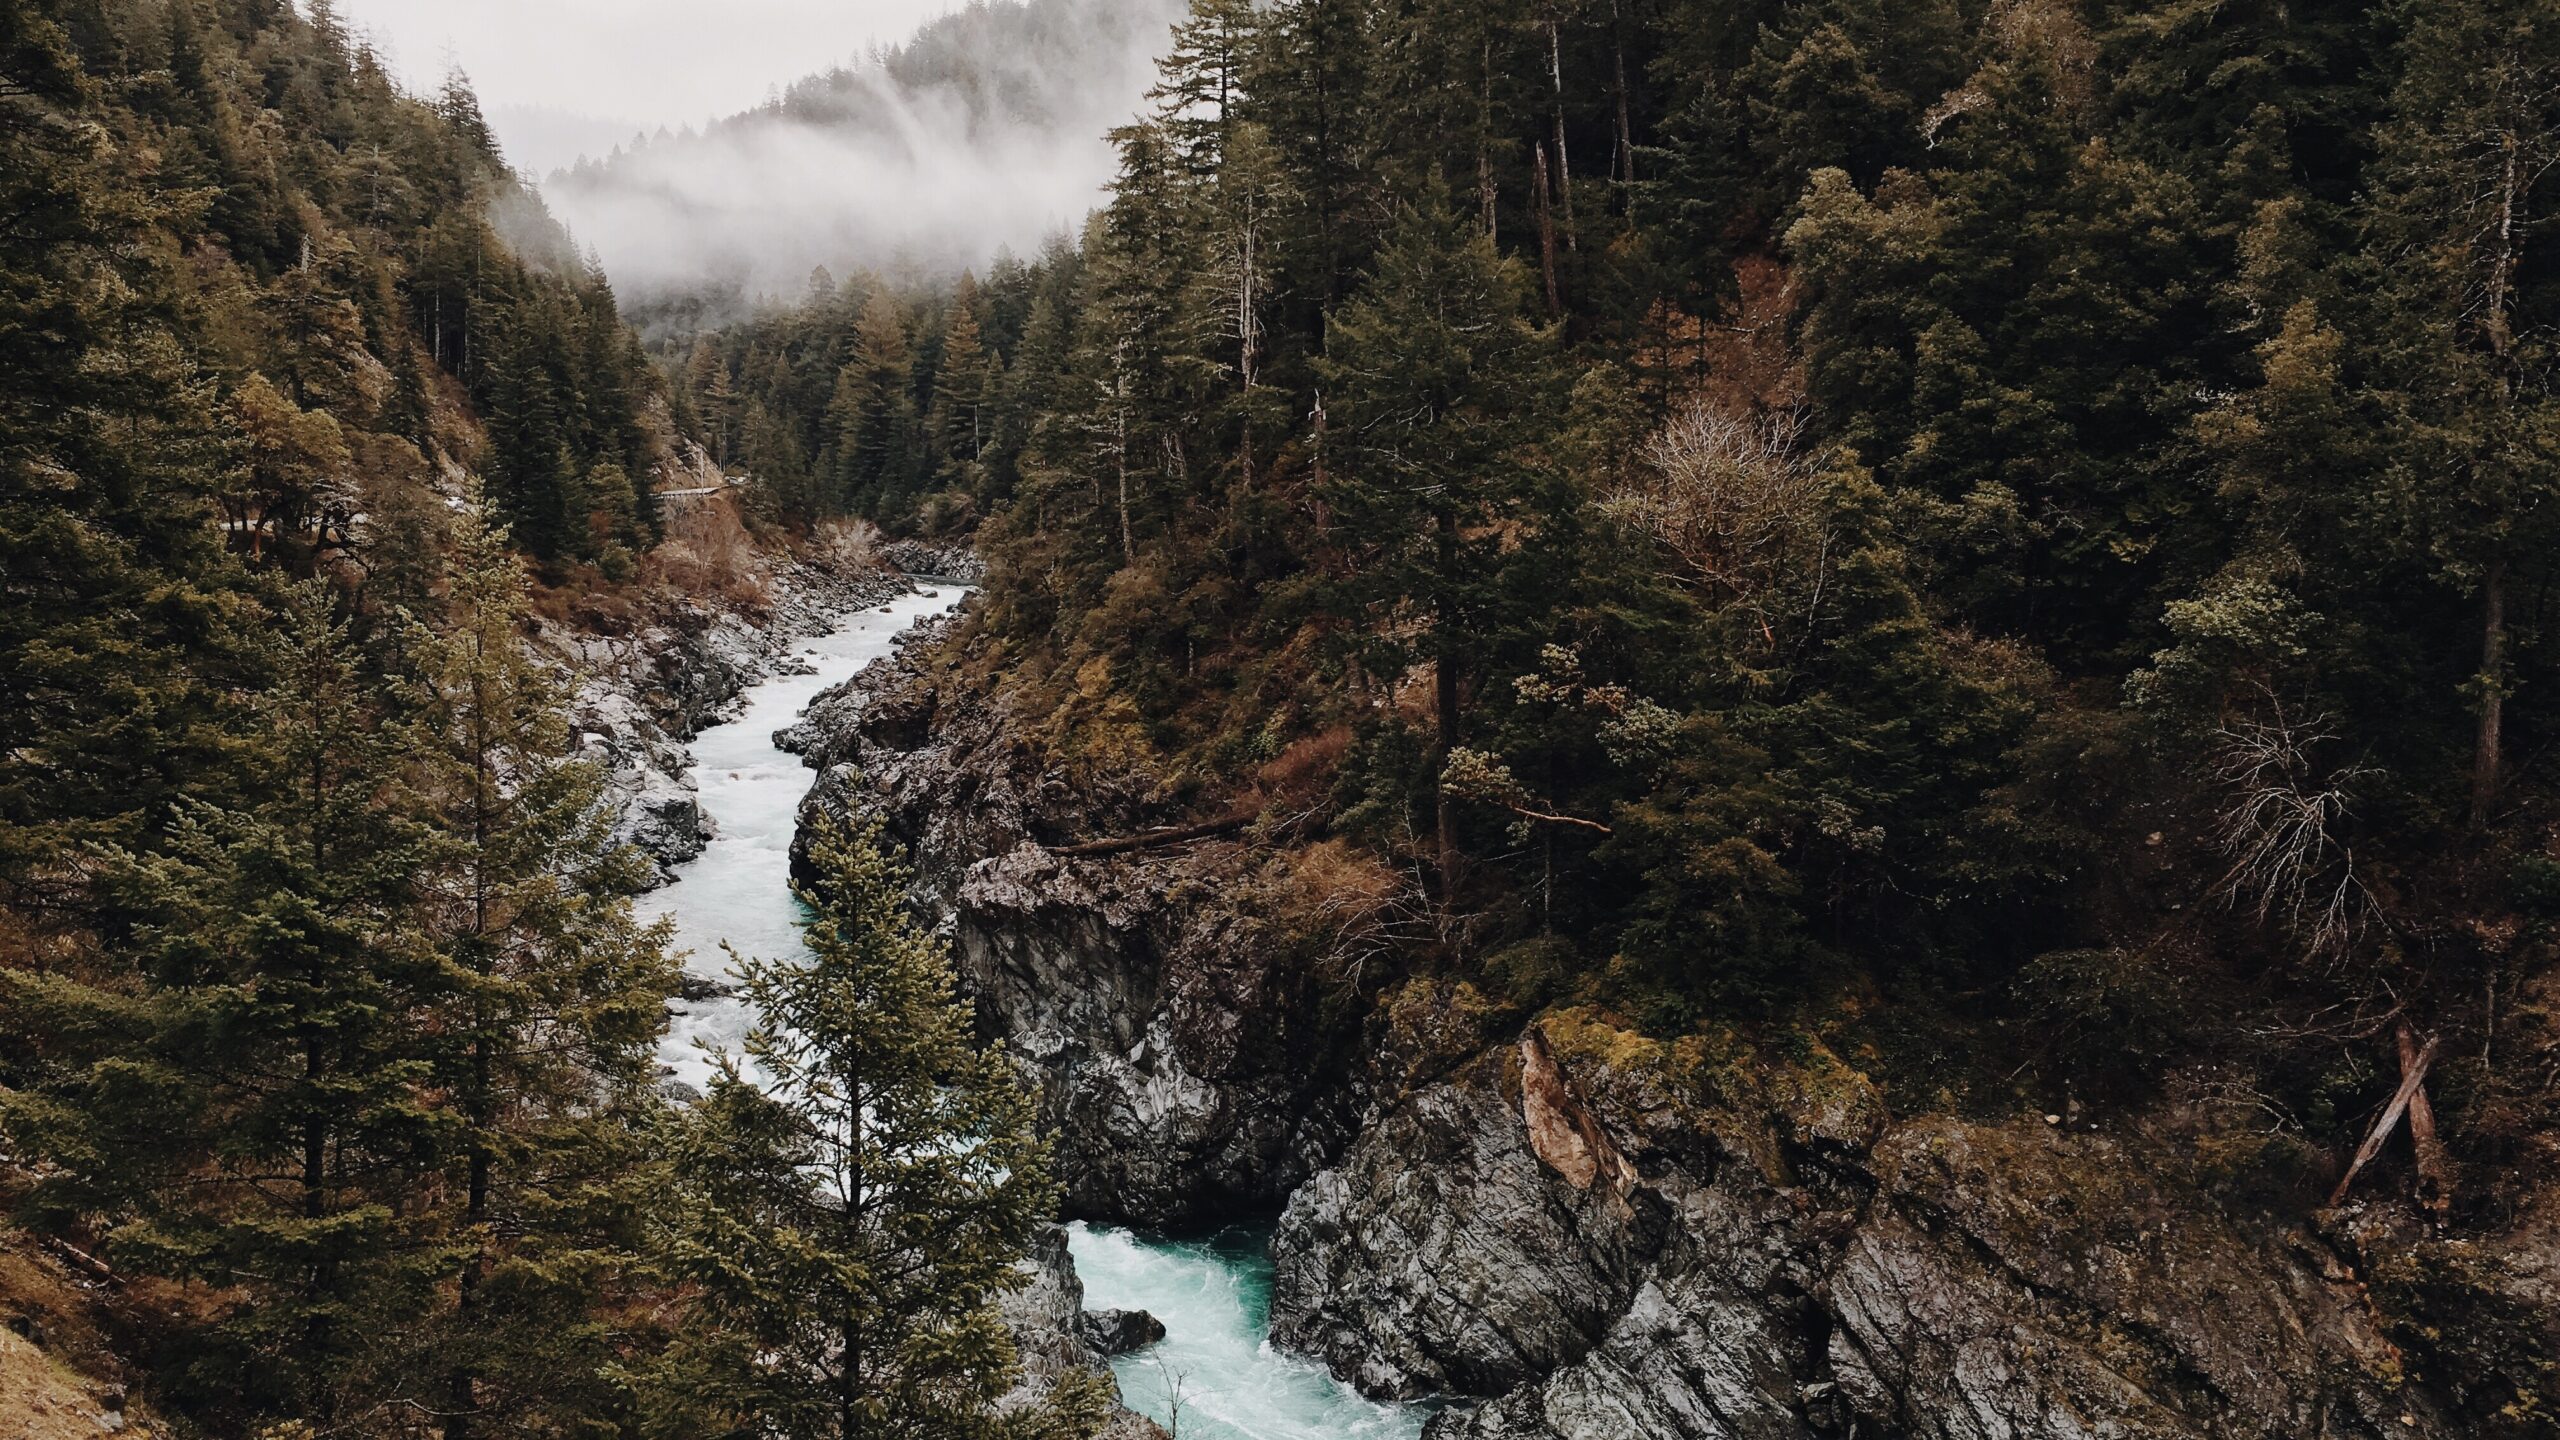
[335,0,965,175]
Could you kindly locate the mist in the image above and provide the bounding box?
[537,0,1182,308]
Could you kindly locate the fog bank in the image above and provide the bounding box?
[537,0,1181,306]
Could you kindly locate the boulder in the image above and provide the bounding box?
[1079,1308,1167,1357]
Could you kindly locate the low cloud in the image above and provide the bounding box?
[537,0,1180,306]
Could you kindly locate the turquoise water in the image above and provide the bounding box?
[649,583,968,1092]
[648,590,1420,1440]
[1068,1222,1426,1440]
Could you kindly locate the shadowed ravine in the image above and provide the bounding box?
[647,587,1419,1440]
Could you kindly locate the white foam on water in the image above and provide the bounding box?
[650,583,967,1092]
[1068,1222,1427,1440]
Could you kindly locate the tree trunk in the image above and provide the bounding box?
[1478,40,1499,237]
[1311,394,1331,534]
[2471,554,2506,830]
[2328,1033,2439,1208]
[2398,1022,2453,1217]
[1116,407,1135,563]
[1534,146,1563,317]
[839,1061,865,1440]
[1434,506,1463,885]
[1548,23,1576,247]
[1610,0,1635,217]
[446,1028,489,1440]
[448,702,496,1440]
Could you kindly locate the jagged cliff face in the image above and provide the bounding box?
[1273,999,2442,1440]
[786,617,2521,1440]
[787,616,1356,1226]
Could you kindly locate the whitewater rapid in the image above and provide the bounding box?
[649,583,968,1091]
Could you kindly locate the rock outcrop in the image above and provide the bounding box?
[543,560,914,876]
[788,621,1356,1226]
[1270,1002,2451,1440]
[878,538,987,583]
[1000,1225,1170,1440]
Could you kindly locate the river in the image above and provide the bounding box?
[646,584,1423,1440]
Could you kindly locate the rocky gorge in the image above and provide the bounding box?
[542,552,920,877]
[776,603,2552,1440]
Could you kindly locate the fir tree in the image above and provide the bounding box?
[404,493,678,1438]
[829,291,924,518]
[0,0,250,897]
[930,295,996,486]
[2355,0,2560,825]
[1316,185,1558,879]
[1,581,438,1428]
[652,819,1100,1440]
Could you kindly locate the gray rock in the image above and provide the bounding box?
[879,539,986,582]
[765,588,2468,1440]
[673,972,737,1003]
[538,558,916,886]
[1079,1307,1167,1357]
[1000,1226,1167,1437]
[1270,1055,1654,1401]
[788,630,1353,1227]
[1278,1023,2446,1440]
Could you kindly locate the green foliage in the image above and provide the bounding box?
[648,818,1099,1440]
[0,0,255,891]
[403,493,682,1436]
[3,502,681,1435]
[3,581,439,1424]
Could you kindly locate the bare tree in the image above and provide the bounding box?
[1606,399,1833,634]
[1150,1359,1192,1438]
[2210,694,2374,964]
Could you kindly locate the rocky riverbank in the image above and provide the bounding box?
[783,616,2537,1440]
[1002,1226,1170,1440]
[539,555,918,877]
[786,611,1364,1228]
[1272,996,2469,1440]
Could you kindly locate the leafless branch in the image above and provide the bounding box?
[2210,695,2374,965]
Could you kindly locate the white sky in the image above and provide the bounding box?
[335,0,965,174]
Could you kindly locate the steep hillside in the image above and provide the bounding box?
[747,0,2560,1433]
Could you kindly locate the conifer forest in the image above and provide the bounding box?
[4,1,2559,1437]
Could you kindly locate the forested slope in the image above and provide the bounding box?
[706,0,2560,1405]
[0,5,1090,1437]
[545,0,1183,315]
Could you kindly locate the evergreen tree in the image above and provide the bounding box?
[1152,0,1261,175]
[653,819,1100,1440]
[2355,0,2560,825]
[485,321,587,563]
[405,494,678,1438]
[1315,186,1559,878]
[0,0,250,897]
[930,294,996,489]
[2,581,438,1428]
[828,292,924,518]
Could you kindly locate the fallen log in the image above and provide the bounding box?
[2397,1022,2453,1217]
[2327,1031,2440,1209]
[1047,809,1260,859]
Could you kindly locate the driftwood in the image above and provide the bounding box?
[2327,1031,2441,1208]
[1046,809,1260,859]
